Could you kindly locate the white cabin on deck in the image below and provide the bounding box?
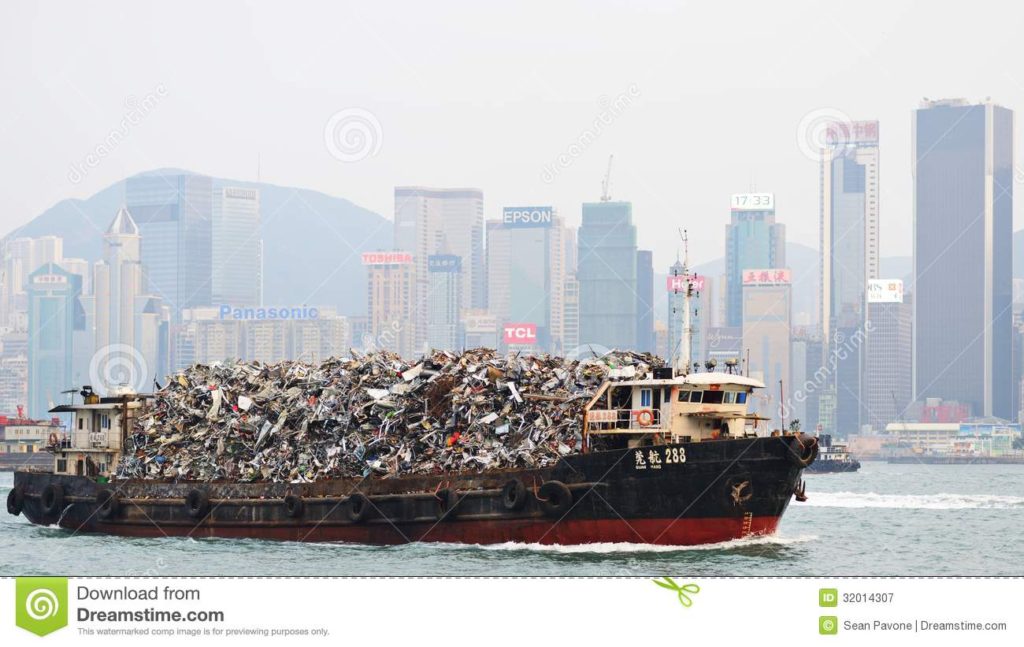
[47,389,149,479]
[584,371,770,448]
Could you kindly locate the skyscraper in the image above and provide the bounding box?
[26,263,84,417]
[820,119,880,435]
[363,252,417,358]
[125,173,213,320]
[635,250,654,354]
[741,268,792,429]
[725,193,785,327]
[865,279,912,431]
[486,207,565,352]
[578,201,637,350]
[394,187,484,350]
[93,207,144,354]
[212,185,262,307]
[913,99,1013,418]
[427,254,463,351]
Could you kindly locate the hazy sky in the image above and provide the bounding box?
[2,0,1022,270]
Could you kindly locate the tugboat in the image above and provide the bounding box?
[805,434,860,473]
[7,235,816,546]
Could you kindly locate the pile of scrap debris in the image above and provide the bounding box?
[116,349,663,483]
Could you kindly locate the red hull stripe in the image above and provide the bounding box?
[89,516,781,546]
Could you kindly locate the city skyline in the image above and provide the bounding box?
[5,2,1024,274]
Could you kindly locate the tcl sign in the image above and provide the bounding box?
[503,323,537,344]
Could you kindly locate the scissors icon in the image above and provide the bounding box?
[652,577,701,607]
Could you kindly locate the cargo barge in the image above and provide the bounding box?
[6,246,816,546]
[7,374,816,545]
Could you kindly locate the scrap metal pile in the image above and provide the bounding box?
[116,349,663,483]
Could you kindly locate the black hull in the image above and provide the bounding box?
[9,435,813,546]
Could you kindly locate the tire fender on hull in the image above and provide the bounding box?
[185,489,210,519]
[96,489,120,520]
[538,481,573,517]
[7,486,25,516]
[41,484,65,517]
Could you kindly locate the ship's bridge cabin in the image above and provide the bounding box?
[46,386,150,480]
[584,370,769,449]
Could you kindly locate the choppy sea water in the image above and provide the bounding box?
[3,463,1022,576]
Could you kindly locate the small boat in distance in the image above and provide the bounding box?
[805,434,861,473]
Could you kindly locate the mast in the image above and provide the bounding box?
[674,229,695,376]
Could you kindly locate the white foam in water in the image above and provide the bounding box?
[459,533,818,554]
[806,491,1024,510]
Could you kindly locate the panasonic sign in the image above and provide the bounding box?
[502,206,553,228]
[219,305,320,321]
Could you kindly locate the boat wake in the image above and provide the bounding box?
[463,533,818,554]
[805,491,1024,510]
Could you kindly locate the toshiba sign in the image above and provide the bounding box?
[503,323,537,344]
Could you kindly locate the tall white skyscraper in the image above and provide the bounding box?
[93,207,171,392]
[212,185,262,307]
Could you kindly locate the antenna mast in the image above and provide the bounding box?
[674,228,696,376]
[600,154,614,202]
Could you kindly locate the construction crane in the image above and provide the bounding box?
[600,154,614,202]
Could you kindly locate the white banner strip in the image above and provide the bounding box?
[1,577,1021,645]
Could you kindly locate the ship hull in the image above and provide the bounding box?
[10,435,812,546]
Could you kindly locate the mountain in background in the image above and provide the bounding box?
[6,169,392,316]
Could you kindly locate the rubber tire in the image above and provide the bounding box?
[41,484,65,517]
[96,489,120,520]
[185,489,210,519]
[501,479,527,511]
[347,493,369,523]
[434,489,461,520]
[7,487,24,516]
[538,481,573,517]
[283,494,304,518]
[786,436,818,468]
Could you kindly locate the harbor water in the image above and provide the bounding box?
[3,462,1022,576]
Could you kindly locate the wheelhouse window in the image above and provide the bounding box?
[736,392,748,404]
[639,388,652,407]
[702,390,725,404]
[723,391,736,404]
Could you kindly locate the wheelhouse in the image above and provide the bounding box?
[46,388,150,480]
[583,372,769,449]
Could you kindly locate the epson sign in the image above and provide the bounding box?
[502,206,553,228]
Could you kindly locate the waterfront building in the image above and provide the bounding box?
[913,99,1013,418]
